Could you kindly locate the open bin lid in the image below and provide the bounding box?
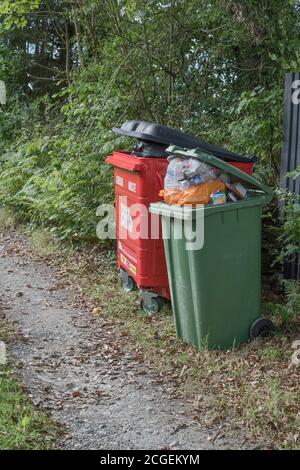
[112,120,256,163]
[166,145,273,206]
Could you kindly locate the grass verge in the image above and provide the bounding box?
[0,293,60,449]
[0,367,59,450]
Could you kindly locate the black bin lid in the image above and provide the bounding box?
[112,120,256,163]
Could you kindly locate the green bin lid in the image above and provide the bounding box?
[167,145,273,204]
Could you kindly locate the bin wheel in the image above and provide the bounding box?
[250,318,275,339]
[140,296,163,316]
[121,275,136,293]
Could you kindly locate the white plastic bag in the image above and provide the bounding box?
[164,157,187,189]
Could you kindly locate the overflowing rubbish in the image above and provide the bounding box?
[227,191,238,202]
[226,182,248,199]
[211,191,226,205]
[160,155,250,206]
[160,181,226,206]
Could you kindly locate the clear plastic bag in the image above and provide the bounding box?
[180,174,209,189]
[164,155,218,190]
[183,158,217,180]
[164,157,187,189]
[160,156,228,206]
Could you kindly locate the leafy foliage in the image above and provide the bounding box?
[263,280,300,322]
[0,0,299,251]
[0,119,119,241]
[0,0,41,30]
[273,188,300,267]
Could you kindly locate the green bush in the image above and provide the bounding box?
[0,107,123,242]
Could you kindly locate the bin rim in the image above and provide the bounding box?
[166,145,273,206]
[150,196,268,220]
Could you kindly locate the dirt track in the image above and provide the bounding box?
[0,228,249,450]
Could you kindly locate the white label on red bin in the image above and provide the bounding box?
[116,176,124,187]
[128,181,136,193]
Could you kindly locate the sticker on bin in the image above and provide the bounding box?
[118,242,137,264]
[128,181,137,193]
[120,254,137,275]
[116,176,124,187]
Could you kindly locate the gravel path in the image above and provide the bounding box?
[0,228,246,450]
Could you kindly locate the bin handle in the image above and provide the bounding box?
[106,155,146,173]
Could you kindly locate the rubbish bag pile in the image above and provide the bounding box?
[159,155,248,206]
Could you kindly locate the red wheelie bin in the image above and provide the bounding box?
[106,151,170,314]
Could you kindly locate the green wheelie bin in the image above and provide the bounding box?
[150,145,274,350]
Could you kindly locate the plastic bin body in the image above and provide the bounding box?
[106,151,170,299]
[156,201,262,349]
[150,146,272,349]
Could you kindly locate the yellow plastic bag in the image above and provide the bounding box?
[159,181,226,206]
[159,188,182,205]
[177,180,226,206]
